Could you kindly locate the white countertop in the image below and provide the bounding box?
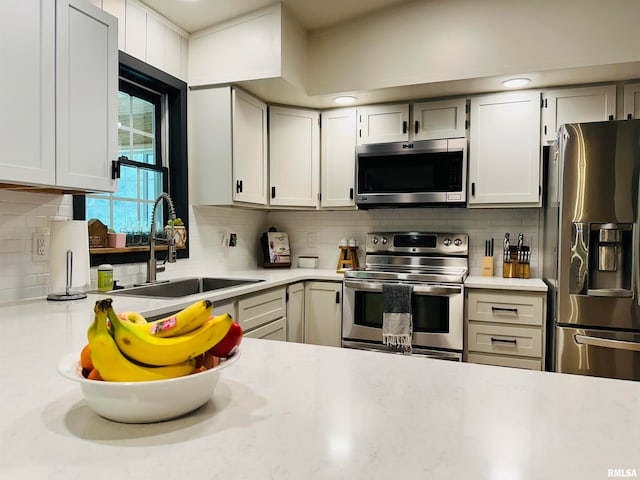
[464,275,548,292]
[2,269,636,479]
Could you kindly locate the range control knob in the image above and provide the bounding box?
[381,237,388,245]
[371,237,379,245]
[443,238,452,246]
[454,238,463,246]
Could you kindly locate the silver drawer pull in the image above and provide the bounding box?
[491,306,518,314]
[574,334,640,352]
[490,337,517,344]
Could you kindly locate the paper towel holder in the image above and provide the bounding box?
[47,250,87,301]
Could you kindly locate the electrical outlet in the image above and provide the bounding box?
[229,233,237,247]
[33,228,50,262]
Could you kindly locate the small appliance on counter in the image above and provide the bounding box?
[260,228,291,268]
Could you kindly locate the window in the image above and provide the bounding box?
[74,52,188,266]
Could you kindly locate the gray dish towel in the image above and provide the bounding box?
[382,283,413,352]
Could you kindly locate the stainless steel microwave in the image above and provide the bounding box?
[355,138,467,208]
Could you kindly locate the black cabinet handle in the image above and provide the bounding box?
[491,306,518,313]
[414,121,419,135]
[471,182,475,196]
[236,180,243,193]
[271,186,276,198]
[628,113,633,120]
[490,337,517,344]
[608,115,614,121]
[402,121,408,134]
[349,187,354,200]
[335,291,340,304]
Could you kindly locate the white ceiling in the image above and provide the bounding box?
[139,0,408,33]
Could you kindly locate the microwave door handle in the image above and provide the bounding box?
[574,334,640,352]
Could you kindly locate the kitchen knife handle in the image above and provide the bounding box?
[402,121,408,134]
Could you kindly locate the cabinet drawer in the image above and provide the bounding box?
[467,353,542,371]
[237,287,286,331]
[467,290,543,326]
[243,317,287,341]
[468,323,542,358]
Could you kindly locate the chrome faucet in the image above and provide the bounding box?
[146,192,177,284]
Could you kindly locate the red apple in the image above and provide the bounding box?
[209,321,243,357]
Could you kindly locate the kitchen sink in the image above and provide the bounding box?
[110,277,264,298]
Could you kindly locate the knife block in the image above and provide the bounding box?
[502,247,530,279]
[481,256,494,277]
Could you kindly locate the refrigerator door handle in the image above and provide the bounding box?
[574,334,640,352]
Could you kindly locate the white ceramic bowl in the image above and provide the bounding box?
[57,351,240,423]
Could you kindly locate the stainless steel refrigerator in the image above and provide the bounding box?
[543,119,640,381]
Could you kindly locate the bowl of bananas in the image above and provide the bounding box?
[58,298,242,423]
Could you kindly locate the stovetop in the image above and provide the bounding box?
[344,232,469,284]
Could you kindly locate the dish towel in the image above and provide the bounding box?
[382,283,413,352]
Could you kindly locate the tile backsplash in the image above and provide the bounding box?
[0,189,539,304]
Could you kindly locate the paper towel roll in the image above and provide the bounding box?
[48,219,90,292]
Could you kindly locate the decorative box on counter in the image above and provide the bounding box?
[298,256,318,268]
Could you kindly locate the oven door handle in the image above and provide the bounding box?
[344,280,462,296]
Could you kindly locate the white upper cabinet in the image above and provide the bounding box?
[56,0,118,192]
[412,98,467,140]
[0,0,56,186]
[541,85,616,144]
[269,106,320,207]
[233,89,268,205]
[190,87,267,206]
[469,91,541,207]
[320,108,357,208]
[623,83,640,120]
[0,0,117,192]
[357,104,410,144]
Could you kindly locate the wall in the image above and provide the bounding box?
[0,190,268,304]
[308,0,640,95]
[267,207,540,277]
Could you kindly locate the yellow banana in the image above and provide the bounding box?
[118,300,213,338]
[107,305,233,367]
[90,299,196,382]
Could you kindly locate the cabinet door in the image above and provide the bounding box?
[0,0,56,186]
[321,108,356,208]
[56,0,117,192]
[412,98,467,140]
[269,106,320,207]
[286,282,305,343]
[232,88,268,205]
[357,104,409,144]
[623,83,640,120]
[541,85,616,143]
[469,91,541,207]
[304,282,342,347]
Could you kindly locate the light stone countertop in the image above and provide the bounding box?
[3,268,637,479]
[464,275,548,292]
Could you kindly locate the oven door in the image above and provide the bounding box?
[342,279,463,351]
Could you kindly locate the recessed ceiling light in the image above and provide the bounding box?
[501,78,531,88]
[334,96,357,105]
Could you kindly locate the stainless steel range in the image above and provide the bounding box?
[342,232,468,361]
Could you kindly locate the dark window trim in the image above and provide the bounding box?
[74,51,189,267]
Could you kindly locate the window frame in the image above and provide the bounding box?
[74,51,189,267]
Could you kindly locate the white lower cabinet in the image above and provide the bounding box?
[465,288,546,370]
[243,317,287,340]
[304,281,342,347]
[237,287,287,341]
[286,282,305,343]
